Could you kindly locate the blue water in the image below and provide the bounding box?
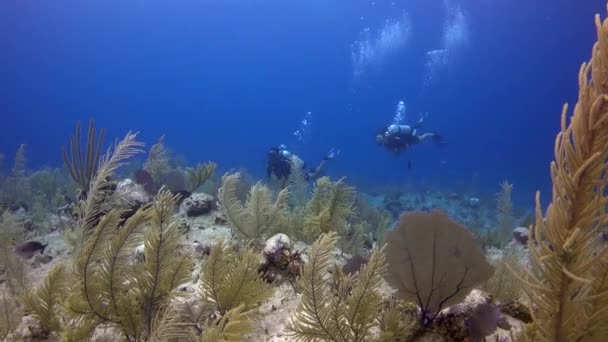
[1,0,604,207]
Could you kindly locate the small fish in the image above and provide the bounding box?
[407,160,412,170]
[14,241,48,259]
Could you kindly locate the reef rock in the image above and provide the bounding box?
[512,227,529,246]
[180,192,214,217]
[264,233,293,255]
[116,178,150,205]
[468,197,481,208]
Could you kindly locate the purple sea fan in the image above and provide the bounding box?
[465,302,511,342]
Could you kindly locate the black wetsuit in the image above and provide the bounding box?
[267,147,293,180]
[381,127,421,154]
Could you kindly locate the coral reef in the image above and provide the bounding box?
[518,6,608,341]
[200,239,273,314]
[385,210,494,327]
[496,181,514,246]
[288,232,388,342]
[186,161,217,192]
[62,120,106,197]
[218,172,289,240]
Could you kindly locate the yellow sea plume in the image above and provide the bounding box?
[521,5,608,341]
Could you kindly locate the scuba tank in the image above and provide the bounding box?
[387,124,413,136]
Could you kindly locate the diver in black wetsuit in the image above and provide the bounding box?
[376,114,443,155]
[266,144,339,186]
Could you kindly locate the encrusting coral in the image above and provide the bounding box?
[517,5,608,341]
[385,210,494,328]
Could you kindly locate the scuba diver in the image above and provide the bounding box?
[266,144,339,186]
[376,114,443,155]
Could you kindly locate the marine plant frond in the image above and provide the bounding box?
[98,204,151,320]
[496,180,514,245]
[288,156,308,207]
[218,173,288,240]
[72,209,123,322]
[289,232,387,342]
[378,300,419,342]
[61,316,102,342]
[483,247,525,303]
[344,244,387,341]
[200,304,256,342]
[148,303,192,342]
[79,131,144,241]
[373,211,392,245]
[11,143,27,177]
[338,222,366,256]
[62,120,106,193]
[0,217,27,297]
[287,232,339,341]
[143,135,172,186]
[0,291,21,340]
[303,177,356,241]
[200,240,273,314]
[186,161,218,192]
[23,264,68,334]
[136,188,194,337]
[522,6,608,341]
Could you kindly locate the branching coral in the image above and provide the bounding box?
[496,181,514,245]
[483,247,524,304]
[288,232,387,342]
[288,156,308,207]
[143,135,172,187]
[76,131,144,248]
[62,120,106,196]
[518,6,608,341]
[218,173,289,240]
[286,177,356,243]
[377,300,419,342]
[0,144,32,206]
[200,240,273,315]
[186,161,217,192]
[0,291,20,340]
[385,210,493,327]
[23,264,68,334]
[0,212,27,298]
[12,143,27,177]
[63,189,193,341]
[200,304,255,341]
